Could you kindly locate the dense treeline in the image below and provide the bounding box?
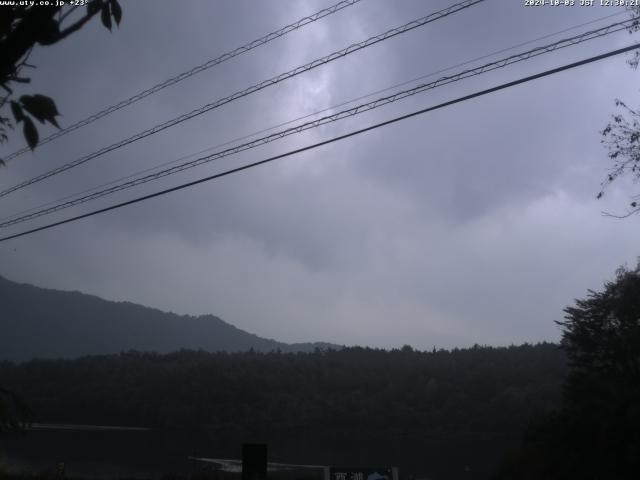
[0,344,565,433]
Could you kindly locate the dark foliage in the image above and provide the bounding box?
[598,6,640,216]
[600,99,640,217]
[0,343,565,435]
[0,0,122,158]
[0,344,566,478]
[0,386,31,431]
[494,262,640,479]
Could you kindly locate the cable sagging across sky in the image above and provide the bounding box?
[0,10,628,226]
[0,16,634,229]
[0,43,637,243]
[0,0,485,199]
[1,0,364,163]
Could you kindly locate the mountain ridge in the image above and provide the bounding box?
[0,275,340,361]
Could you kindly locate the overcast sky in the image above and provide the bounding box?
[1,0,639,349]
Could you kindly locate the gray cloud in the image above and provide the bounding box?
[1,0,639,350]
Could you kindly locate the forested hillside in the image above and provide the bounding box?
[0,275,336,360]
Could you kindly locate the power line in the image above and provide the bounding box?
[1,16,634,229]
[1,0,364,163]
[1,17,632,227]
[0,0,484,199]
[1,11,625,227]
[1,43,637,244]
[2,9,626,227]
[1,9,626,225]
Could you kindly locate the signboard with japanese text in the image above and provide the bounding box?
[328,467,398,480]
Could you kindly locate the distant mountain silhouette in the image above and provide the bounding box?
[0,275,339,361]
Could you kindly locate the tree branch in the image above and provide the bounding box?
[55,7,100,42]
[58,5,80,24]
[601,208,640,219]
[0,7,60,81]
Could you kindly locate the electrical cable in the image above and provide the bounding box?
[1,8,626,225]
[1,0,364,163]
[0,16,634,229]
[1,43,637,243]
[0,0,484,199]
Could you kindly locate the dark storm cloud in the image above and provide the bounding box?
[1,0,639,348]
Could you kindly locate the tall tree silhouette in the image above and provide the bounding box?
[494,261,640,479]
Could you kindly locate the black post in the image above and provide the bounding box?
[242,443,267,480]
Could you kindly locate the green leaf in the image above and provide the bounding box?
[110,0,122,25]
[101,3,112,31]
[10,101,24,123]
[19,95,60,128]
[23,116,38,150]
